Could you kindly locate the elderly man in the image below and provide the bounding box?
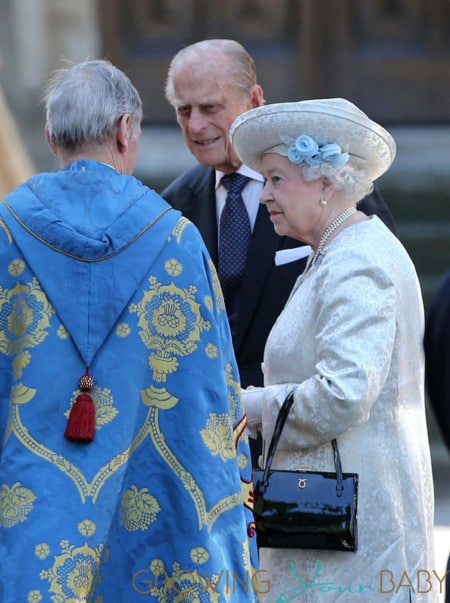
[162,39,396,465]
[0,60,257,602]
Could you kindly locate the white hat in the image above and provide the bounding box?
[229,98,396,180]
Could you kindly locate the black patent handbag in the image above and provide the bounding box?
[252,392,358,551]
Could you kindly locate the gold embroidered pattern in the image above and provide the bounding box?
[0,218,12,243]
[190,546,209,564]
[238,452,249,470]
[127,261,246,530]
[205,342,218,358]
[0,278,54,361]
[78,519,96,537]
[200,413,235,462]
[115,322,131,338]
[120,485,161,531]
[171,216,190,243]
[130,276,210,383]
[141,385,178,410]
[204,294,213,312]
[10,401,130,503]
[35,543,50,560]
[8,258,25,277]
[164,258,182,277]
[12,351,31,380]
[0,481,36,527]
[56,324,69,339]
[242,538,251,575]
[209,259,225,313]
[40,540,104,601]
[225,363,241,430]
[145,404,243,531]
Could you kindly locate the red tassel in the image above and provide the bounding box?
[65,368,96,443]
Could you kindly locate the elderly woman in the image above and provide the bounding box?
[0,60,258,601]
[230,99,436,601]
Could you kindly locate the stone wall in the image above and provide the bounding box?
[0,0,100,172]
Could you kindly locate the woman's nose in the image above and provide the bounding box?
[259,181,270,205]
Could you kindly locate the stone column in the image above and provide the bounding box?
[0,0,101,171]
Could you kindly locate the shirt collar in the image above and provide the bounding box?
[215,164,264,190]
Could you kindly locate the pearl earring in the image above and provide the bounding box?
[320,199,327,206]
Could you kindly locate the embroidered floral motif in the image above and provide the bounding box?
[0,278,54,360]
[27,590,43,603]
[0,482,36,527]
[130,277,210,383]
[190,547,209,564]
[78,519,96,537]
[149,558,165,576]
[115,322,131,338]
[56,324,70,339]
[120,485,161,531]
[165,258,183,277]
[8,258,25,277]
[237,453,249,470]
[200,413,235,462]
[40,540,104,601]
[35,543,50,560]
[205,343,218,358]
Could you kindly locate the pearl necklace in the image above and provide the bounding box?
[311,206,357,266]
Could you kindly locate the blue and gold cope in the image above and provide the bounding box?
[0,161,258,602]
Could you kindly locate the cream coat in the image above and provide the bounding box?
[253,216,436,602]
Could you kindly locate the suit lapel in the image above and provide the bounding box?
[184,169,218,264]
[234,205,283,350]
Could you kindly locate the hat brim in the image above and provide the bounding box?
[230,99,396,180]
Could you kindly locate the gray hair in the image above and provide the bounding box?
[45,59,143,152]
[165,39,258,105]
[300,162,374,201]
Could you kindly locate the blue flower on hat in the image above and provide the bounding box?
[287,135,349,168]
[295,135,319,155]
[320,143,349,167]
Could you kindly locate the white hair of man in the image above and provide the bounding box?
[45,59,143,153]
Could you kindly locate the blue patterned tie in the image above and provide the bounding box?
[218,173,251,335]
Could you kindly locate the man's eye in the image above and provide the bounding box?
[203,105,220,113]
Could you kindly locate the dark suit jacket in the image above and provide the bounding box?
[161,164,397,389]
[424,270,450,453]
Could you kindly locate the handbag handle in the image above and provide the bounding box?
[260,392,345,497]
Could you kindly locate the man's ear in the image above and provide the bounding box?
[116,113,132,153]
[249,84,265,109]
[44,123,59,156]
